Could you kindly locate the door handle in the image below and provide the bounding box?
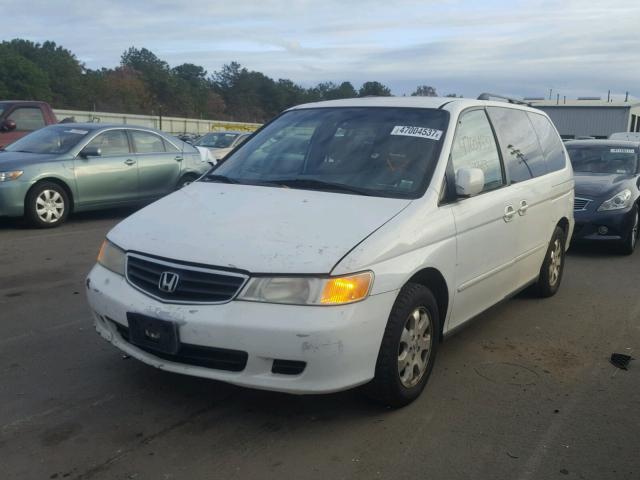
[503,205,516,222]
[175,156,183,162]
[124,159,136,166]
[518,200,529,216]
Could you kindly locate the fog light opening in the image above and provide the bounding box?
[597,226,609,235]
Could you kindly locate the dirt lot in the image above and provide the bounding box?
[1,210,639,480]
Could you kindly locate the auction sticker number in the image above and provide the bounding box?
[391,126,443,141]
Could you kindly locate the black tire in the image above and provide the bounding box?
[176,174,199,190]
[535,226,566,298]
[364,283,440,408]
[25,181,70,228]
[619,204,638,255]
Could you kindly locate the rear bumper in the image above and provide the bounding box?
[0,180,27,217]
[86,264,398,394]
[572,207,635,242]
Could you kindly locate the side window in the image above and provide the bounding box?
[131,130,166,153]
[487,107,547,182]
[86,130,130,156]
[163,138,180,153]
[527,112,566,172]
[8,107,46,131]
[451,109,504,192]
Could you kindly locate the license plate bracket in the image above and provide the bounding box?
[126,313,180,355]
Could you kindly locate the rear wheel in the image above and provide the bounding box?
[620,204,638,255]
[365,283,440,408]
[535,226,566,297]
[25,182,70,228]
[176,174,199,190]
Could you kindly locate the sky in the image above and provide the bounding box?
[4,0,640,99]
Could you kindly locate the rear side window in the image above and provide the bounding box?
[487,107,546,182]
[8,107,46,131]
[131,130,166,153]
[451,109,504,192]
[528,112,566,172]
[163,138,179,153]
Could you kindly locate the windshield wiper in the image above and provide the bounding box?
[266,178,373,196]
[202,174,240,184]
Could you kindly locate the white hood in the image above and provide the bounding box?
[108,182,411,274]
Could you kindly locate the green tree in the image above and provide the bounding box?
[411,85,438,97]
[1,39,85,108]
[359,81,392,97]
[0,44,52,100]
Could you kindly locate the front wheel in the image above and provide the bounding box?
[535,226,566,297]
[620,205,638,255]
[25,182,70,228]
[364,283,440,408]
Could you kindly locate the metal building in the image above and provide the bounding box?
[527,99,640,139]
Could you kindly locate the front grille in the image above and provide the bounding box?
[113,321,248,372]
[574,197,591,211]
[126,254,247,304]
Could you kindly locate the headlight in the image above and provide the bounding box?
[598,189,633,211]
[0,171,23,182]
[97,239,126,276]
[237,272,373,305]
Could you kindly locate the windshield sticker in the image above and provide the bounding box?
[610,148,635,154]
[64,129,89,135]
[391,126,443,141]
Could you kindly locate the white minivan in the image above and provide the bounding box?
[86,96,574,406]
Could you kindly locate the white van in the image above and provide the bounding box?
[86,96,574,407]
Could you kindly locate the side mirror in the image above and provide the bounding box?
[80,146,102,158]
[455,167,485,197]
[1,119,17,132]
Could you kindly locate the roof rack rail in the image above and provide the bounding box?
[477,93,531,106]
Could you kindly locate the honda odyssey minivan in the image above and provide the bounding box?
[86,96,574,406]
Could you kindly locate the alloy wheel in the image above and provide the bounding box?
[397,306,433,388]
[548,238,563,286]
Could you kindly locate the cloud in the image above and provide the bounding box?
[4,0,640,98]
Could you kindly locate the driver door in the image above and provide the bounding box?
[74,129,139,206]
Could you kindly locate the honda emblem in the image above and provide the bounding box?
[158,271,180,293]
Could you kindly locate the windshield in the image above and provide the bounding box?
[0,105,5,117]
[567,145,638,174]
[5,126,91,154]
[195,132,239,148]
[209,107,449,198]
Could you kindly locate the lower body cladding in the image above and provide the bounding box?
[86,264,399,394]
[572,207,636,242]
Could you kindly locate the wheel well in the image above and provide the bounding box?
[25,178,74,213]
[181,172,200,180]
[407,268,449,342]
[557,217,569,241]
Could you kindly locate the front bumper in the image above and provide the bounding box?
[572,206,635,242]
[86,264,398,394]
[0,180,28,217]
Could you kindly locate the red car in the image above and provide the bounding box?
[0,100,58,148]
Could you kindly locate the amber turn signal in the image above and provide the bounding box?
[320,272,373,305]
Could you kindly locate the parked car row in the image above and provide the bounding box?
[3,96,638,407]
